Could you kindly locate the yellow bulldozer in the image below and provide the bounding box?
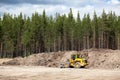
[60,54,88,68]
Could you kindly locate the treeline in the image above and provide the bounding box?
[0,9,120,58]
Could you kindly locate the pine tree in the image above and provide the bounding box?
[92,11,99,48]
[68,8,75,50]
[0,17,3,57]
[75,11,82,50]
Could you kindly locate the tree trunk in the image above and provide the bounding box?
[71,31,74,50]
[78,39,81,51]
[24,45,27,57]
[58,37,61,51]
[93,27,96,48]
[35,41,37,53]
[0,42,3,58]
[63,32,66,51]
[83,36,86,49]
[106,33,109,49]
[98,37,101,49]
[118,37,120,50]
[101,31,104,48]
[54,39,56,52]
[87,36,89,49]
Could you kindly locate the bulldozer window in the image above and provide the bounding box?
[71,55,76,60]
[76,54,80,58]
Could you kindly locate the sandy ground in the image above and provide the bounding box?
[0,66,120,80]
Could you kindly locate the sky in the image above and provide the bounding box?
[0,0,120,18]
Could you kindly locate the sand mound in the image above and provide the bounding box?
[2,49,120,69]
[2,52,65,67]
[87,49,120,69]
[2,57,24,65]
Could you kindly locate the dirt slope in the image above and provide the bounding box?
[0,58,12,64]
[2,52,65,67]
[1,49,120,69]
[87,49,120,69]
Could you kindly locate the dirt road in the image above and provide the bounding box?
[0,66,120,80]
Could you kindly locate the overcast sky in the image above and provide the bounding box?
[0,0,120,18]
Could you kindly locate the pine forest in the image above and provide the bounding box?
[0,9,120,58]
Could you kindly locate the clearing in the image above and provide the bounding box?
[0,66,120,80]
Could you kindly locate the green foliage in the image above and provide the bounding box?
[0,10,120,58]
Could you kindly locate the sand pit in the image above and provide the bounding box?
[1,49,120,69]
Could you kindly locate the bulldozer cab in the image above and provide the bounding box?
[71,54,79,60]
